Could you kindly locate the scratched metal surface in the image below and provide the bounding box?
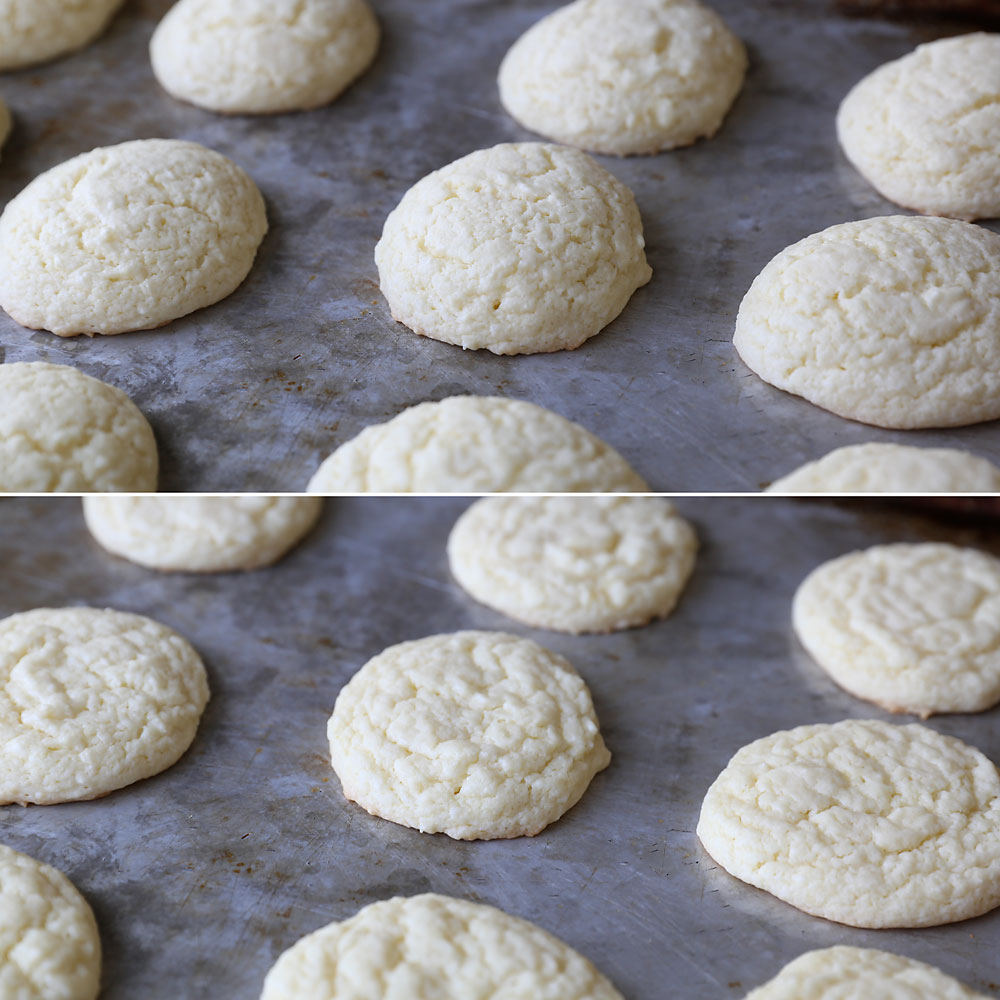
[0,497,997,996]
[0,2,999,491]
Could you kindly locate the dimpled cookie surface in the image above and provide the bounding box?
[0,0,123,70]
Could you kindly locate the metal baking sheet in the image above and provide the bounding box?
[1,2,999,491]
[1,497,998,997]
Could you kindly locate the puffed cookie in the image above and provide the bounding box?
[0,0,123,71]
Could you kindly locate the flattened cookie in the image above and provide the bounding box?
[0,607,209,804]
[0,0,123,71]
[793,543,1000,716]
[260,894,623,1000]
[0,844,101,1000]
[375,143,651,355]
[328,631,611,840]
[307,396,647,493]
[734,216,1000,429]
[151,0,380,114]
[697,719,1000,927]
[499,0,746,156]
[83,496,321,573]
[448,497,696,633]
[0,139,267,337]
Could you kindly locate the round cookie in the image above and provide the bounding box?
[733,216,1000,429]
[328,631,611,840]
[0,607,209,805]
[767,442,1000,493]
[448,497,697,634]
[0,0,123,71]
[0,844,101,1000]
[83,496,321,573]
[150,0,380,115]
[374,142,652,355]
[498,0,746,156]
[745,946,989,1000]
[307,395,647,493]
[793,543,1000,717]
[0,139,268,337]
[837,34,1000,221]
[260,894,623,1000]
[0,362,158,493]
[697,719,1000,928]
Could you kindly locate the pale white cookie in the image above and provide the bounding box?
[307,395,647,493]
[83,496,321,573]
[838,34,1000,221]
[768,442,1000,494]
[375,143,652,355]
[697,719,1000,927]
[328,631,611,840]
[150,0,379,115]
[260,894,623,1000]
[0,0,123,71]
[0,844,101,1000]
[0,362,158,493]
[733,216,1000,429]
[0,607,209,804]
[499,0,746,156]
[0,139,267,337]
[793,543,1000,717]
[448,497,696,634]
[745,946,989,1000]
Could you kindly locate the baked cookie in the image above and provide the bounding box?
[0,139,267,337]
[793,543,1000,716]
[767,442,1000,493]
[0,0,123,71]
[307,395,647,493]
[150,0,380,114]
[733,216,1000,429]
[328,631,610,840]
[697,719,1000,927]
[745,946,989,1000]
[375,143,652,355]
[0,844,101,1000]
[0,362,157,493]
[448,497,696,633]
[838,34,1000,221]
[499,0,746,156]
[260,894,623,1000]
[0,607,209,804]
[83,496,321,572]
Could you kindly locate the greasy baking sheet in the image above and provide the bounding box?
[1,497,997,996]
[1,1,999,491]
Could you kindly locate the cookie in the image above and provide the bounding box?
[448,497,696,634]
[0,139,267,337]
[0,844,101,1000]
[733,216,1000,429]
[697,719,1000,927]
[150,0,379,114]
[0,362,158,493]
[745,946,989,1000]
[767,442,1000,493]
[307,395,647,493]
[499,0,746,156]
[328,631,611,840]
[375,143,652,355]
[260,894,623,1000]
[0,0,123,71]
[83,496,321,573]
[0,607,209,804]
[838,33,1000,221]
[793,543,1000,716]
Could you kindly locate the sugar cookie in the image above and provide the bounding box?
[0,0,123,71]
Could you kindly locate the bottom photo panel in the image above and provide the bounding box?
[0,495,998,998]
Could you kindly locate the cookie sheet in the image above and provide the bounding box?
[0,497,997,996]
[1,1,998,491]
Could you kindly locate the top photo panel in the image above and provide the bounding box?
[1,0,999,495]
